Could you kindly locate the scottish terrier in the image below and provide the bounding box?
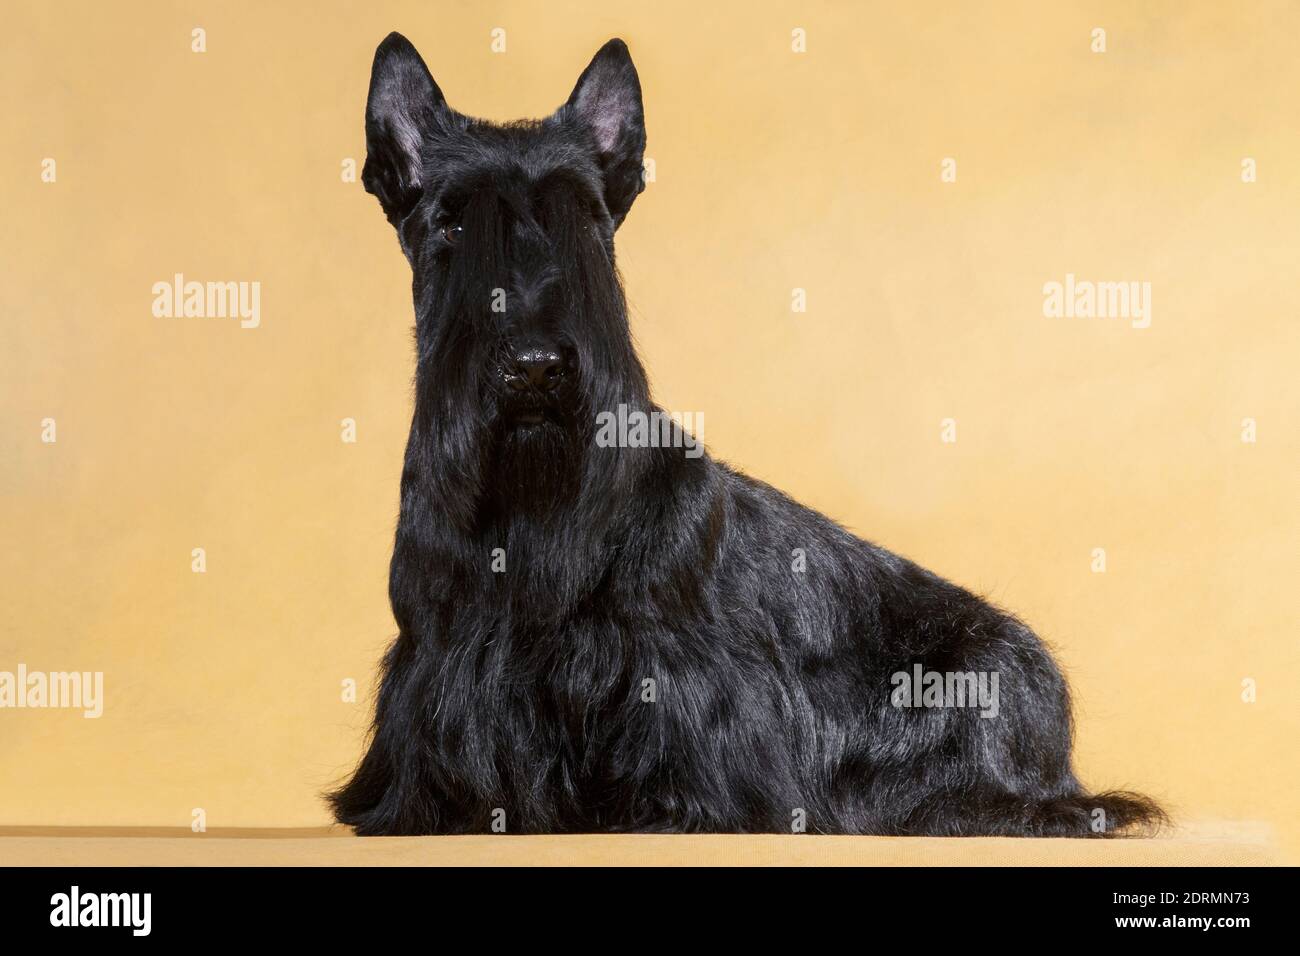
[330,33,1164,837]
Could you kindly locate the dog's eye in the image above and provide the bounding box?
[442,224,463,245]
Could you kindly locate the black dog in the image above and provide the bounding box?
[331,33,1164,837]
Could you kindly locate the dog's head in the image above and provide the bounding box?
[364,33,648,427]
[363,33,652,524]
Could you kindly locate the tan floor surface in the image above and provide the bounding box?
[0,821,1279,866]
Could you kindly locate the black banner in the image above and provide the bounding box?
[0,865,1288,941]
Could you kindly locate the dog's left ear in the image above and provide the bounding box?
[363,33,446,229]
[560,39,646,228]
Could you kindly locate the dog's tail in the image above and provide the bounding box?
[1029,789,1168,837]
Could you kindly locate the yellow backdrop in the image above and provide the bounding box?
[2,1,1296,860]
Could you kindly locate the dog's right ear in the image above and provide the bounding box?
[363,33,445,227]
[560,39,646,229]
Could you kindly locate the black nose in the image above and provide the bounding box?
[509,348,566,392]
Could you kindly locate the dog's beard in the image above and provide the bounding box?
[485,405,585,520]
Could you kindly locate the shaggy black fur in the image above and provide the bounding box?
[330,33,1165,837]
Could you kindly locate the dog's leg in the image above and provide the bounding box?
[862,614,1166,838]
[328,634,465,835]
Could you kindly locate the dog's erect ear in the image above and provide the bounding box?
[561,39,646,228]
[363,33,445,227]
